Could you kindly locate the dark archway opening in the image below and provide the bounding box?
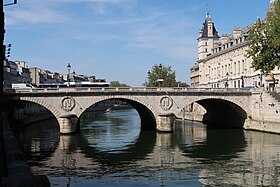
[77,99,157,166]
[5,100,60,164]
[6,100,59,133]
[196,99,247,129]
[81,99,156,131]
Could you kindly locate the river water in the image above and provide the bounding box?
[18,109,280,186]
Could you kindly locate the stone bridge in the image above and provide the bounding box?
[6,87,268,134]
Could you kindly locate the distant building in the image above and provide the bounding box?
[190,0,279,89]
[30,68,107,86]
[190,64,199,88]
[3,60,31,88]
[30,67,64,85]
[4,59,107,88]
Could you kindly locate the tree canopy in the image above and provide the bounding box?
[247,0,280,75]
[144,64,178,87]
[110,81,129,87]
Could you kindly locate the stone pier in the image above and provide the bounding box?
[59,114,79,134]
[156,113,176,132]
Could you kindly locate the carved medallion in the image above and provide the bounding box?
[61,96,76,112]
[160,96,173,111]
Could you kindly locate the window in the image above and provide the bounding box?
[238,61,240,75]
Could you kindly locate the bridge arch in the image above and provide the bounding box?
[78,97,157,131]
[191,97,248,128]
[17,97,61,123]
[16,97,83,134]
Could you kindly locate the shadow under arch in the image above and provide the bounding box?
[6,100,60,133]
[75,131,157,166]
[80,98,157,131]
[195,98,247,128]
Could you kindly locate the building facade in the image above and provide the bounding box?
[4,60,107,88]
[3,60,31,88]
[190,0,279,89]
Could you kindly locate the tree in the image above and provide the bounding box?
[247,0,280,75]
[145,64,177,87]
[110,81,129,87]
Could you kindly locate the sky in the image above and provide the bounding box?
[3,0,270,86]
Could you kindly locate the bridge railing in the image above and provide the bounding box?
[8,86,260,94]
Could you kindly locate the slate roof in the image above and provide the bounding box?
[201,12,219,38]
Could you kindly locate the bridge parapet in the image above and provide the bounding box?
[9,87,253,95]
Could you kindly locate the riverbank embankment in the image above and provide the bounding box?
[0,112,50,187]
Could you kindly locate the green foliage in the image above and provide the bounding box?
[176,81,189,87]
[110,81,129,87]
[144,64,177,87]
[247,0,280,75]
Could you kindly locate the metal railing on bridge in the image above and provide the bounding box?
[5,87,258,94]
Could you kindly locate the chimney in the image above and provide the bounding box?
[233,27,242,39]
[221,34,229,44]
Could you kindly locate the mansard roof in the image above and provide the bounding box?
[200,12,219,38]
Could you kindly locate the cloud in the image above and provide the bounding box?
[7,9,67,25]
[53,0,132,3]
[5,0,68,26]
[121,14,197,62]
[7,0,199,82]
[72,8,197,63]
[126,35,197,62]
[90,12,166,25]
[50,0,137,14]
[5,0,136,25]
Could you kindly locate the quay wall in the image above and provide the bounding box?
[0,112,50,187]
[244,91,280,134]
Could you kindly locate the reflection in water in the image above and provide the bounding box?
[18,119,60,166]
[80,109,141,154]
[18,109,280,187]
[176,121,247,161]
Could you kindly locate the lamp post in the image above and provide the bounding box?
[225,72,229,88]
[157,63,163,87]
[258,72,262,86]
[4,43,11,58]
[146,70,150,87]
[67,63,71,87]
[241,76,244,88]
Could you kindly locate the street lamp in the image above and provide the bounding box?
[241,76,244,88]
[157,63,163,87]
[225,72,229,88]
[67,63,71,87]
[146,70,151,87]
[4,43,11,58]
[258,72,262,86]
